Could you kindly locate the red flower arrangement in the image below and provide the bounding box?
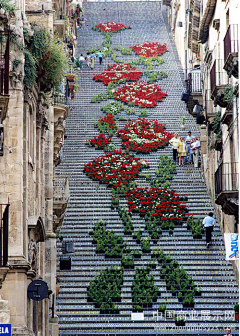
[129,41,168,58]
[94,21,131,33]
[88,134,112,149]
[126,187,189,220]
[93,63,143,85]
[113,81,167,107]
[83,150,149,188]
[98,114,117,129]
[117,118,173,153]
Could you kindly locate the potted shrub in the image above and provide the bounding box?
[234,303,239,321]
[158,304,166,313]
[175,315,185,326]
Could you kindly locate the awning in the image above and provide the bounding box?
[198,0,217,44]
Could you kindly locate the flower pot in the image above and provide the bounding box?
[56,284,60,296]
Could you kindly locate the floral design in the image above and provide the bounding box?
[126,187,188,220]
[129,41,168,58]
[93,63,143,85]
[113,81,167,107]
[98,114,117,129]
[117,118,173,153]
[94,21,131,33]
[84,150,149,187]
[88,134,112,149]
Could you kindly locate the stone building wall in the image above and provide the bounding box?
[0,0,69,334]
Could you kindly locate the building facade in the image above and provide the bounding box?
[164,0,239,279]
[0,0,78,333]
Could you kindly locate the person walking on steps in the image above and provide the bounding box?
[96,51,105,65]
[90,52,96,69]
[203,212,215,248]
[169,133,180,162]
[184,131,194,164]
[177,136,187,166]
[190,137,201,168]
[79,54,85,69]
[85,52,91,67]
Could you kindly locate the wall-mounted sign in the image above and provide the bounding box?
[0,324,11,335]
[27,280,49,301]
[224,233,239,260]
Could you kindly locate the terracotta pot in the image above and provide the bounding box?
[56,284,60,296]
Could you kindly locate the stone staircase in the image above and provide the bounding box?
[56,2,239,335]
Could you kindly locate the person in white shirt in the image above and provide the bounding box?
[79,54,85,69]
[224,328,232,336]
[169,133,179,162]
[202,212,215,247]
[184,131,194,164]
[190,137,201,168]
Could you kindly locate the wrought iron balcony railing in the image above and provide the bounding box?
[224,24,239,63]
[210,59,228,93]
[215,162,239,195]
[186,68,202,94]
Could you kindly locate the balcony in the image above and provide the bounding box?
[162,0,172,6]
[53,94,69,167]
[53,176,70,232]
[185,68,203,116]
[210,59,228,108]
[221,108,233,127]
[0,31,10,122]
[53,18,67,39]
[215,162,239,217]
[223,24,238,78]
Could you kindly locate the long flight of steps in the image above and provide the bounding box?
[56,2,239,335]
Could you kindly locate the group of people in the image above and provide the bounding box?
[169,131,201,168]
[78,51,105,69]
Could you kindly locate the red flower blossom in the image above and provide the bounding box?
[113,81,167,107]
[83,150,149,188]
[129,41,168,58]
[93,63,143,85]
[117,118,173,153]
[126,186,188,220]
[88,134,112,149]
[94,21,131,33]
[98,114,117,128]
